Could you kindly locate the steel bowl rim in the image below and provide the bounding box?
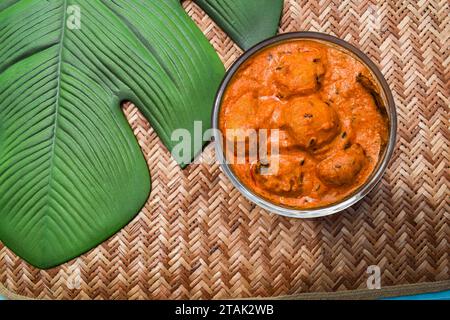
[212,31,397,219]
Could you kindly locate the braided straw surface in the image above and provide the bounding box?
[1,0,449,299]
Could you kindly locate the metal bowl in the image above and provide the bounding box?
[212,32,397,219]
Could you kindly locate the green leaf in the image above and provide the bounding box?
[0,0,225,269]
[194,0,284,49]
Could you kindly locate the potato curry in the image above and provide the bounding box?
[219,40,389,208]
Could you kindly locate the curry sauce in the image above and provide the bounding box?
[219,40,389,209]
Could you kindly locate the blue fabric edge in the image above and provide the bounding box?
[1,290,450,300]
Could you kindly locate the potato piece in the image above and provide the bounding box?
[317,144,366,186]
[257,97,278,128]
[271,49,325,97]
[222,94,279,161]
[281,96,339,149]
[252,154,313,196]
[223,92,258,131]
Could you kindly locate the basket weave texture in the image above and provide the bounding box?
[1,0,449,299]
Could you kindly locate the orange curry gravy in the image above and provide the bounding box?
[219,40,389,209]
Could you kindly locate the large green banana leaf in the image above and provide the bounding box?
[0,0,223,269]
[194,0,284,49]
[0,0,282,269]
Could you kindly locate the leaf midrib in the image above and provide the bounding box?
[42,0,67,245]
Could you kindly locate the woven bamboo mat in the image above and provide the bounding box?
[1,0,449,300]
